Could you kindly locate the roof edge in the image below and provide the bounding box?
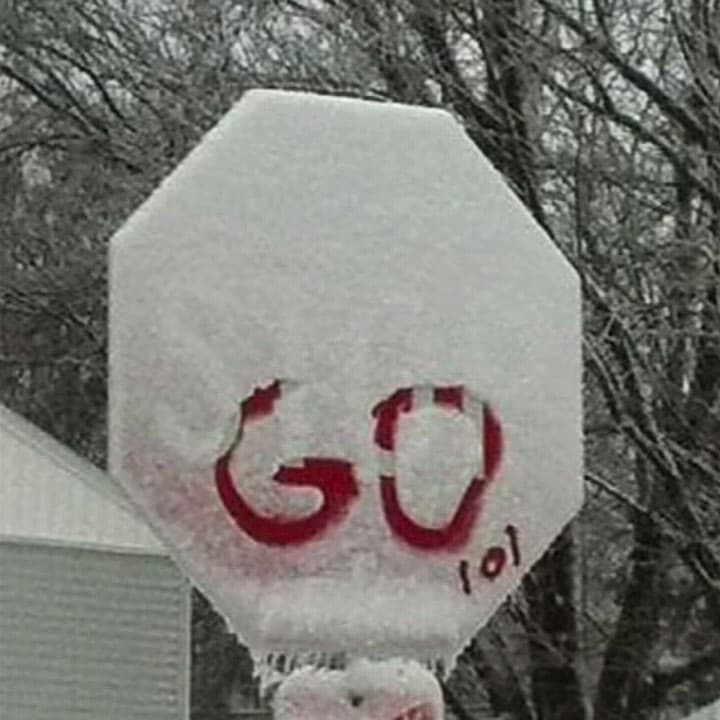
[0,404,132,513]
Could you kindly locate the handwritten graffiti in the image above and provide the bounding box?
[215,381,504,551]
[373,386,502,550]
[215,381,360,546]
[458,524,521,593]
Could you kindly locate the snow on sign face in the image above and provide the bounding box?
[108,90,582,668]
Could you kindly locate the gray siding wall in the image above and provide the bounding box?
[0,542,189,720]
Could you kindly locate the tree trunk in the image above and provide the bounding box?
[481,0,588,716]
[467,634,534,720]
[593,460,668,720]
[524,527,588,720]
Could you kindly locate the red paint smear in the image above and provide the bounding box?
[433,385,463,411]
[378,388,504,551]
[216,454,358,546]
[483,404,503,478]
[219,381,504,550]
[372,387,413,451]
[381,474,489,551]
[392,702,436,720]
[241,380,282,423]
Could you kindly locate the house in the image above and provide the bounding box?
[0,405,190,720]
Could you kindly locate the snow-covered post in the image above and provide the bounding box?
[108,91,582,720]
[273,660,441,720]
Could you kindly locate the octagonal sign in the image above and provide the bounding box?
[109,90,582,667]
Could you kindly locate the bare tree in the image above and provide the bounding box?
[1,1,718,718]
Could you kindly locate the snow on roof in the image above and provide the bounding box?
[0,404,165,554]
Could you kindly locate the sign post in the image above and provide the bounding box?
[109,90,582,718]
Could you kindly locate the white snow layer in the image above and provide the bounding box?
[273,659,443,720]
[108,89,582,666]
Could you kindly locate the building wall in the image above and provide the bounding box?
[0,541,190,720]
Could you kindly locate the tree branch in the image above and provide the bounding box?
[534,0,711,148]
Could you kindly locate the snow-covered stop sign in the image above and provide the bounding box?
[109,90,582,671]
